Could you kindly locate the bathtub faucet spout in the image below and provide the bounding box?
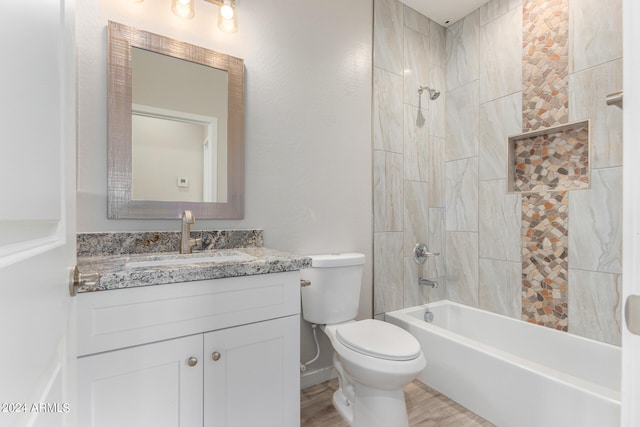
[418,278,438,288]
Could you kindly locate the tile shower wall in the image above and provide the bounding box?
[373,0,447,314]
[373,0,622,345]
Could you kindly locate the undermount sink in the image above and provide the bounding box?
[125,251,256,268]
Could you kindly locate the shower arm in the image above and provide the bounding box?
[417,85,440,101]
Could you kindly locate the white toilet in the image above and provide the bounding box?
[300,253,426,427]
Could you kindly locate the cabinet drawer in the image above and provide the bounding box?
[78,271,300,356]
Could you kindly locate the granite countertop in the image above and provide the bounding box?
[76,247,312,293]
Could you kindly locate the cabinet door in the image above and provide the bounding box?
[78,334,203,427]
[204,315,300,427]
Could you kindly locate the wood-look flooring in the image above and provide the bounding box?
[301,379,495,427]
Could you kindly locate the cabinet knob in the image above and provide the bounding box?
[211,352,221,361]
[187,357,198,367]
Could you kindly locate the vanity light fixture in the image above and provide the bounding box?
[214,0,238,33]
[166,0,238,33]
[133,0,238,32]
[171,0,195,19]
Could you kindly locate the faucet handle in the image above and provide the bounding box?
[414,243,439,264]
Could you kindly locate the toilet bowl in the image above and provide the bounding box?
[324,319,425,390]
[300,253,426,427]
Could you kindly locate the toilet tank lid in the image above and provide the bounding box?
[309,253,365,267]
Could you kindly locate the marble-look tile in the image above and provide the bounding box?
[404,256,423,307]
[480,0,508,26]
[374,232,404,315]
[403,180,430,255]
[403,4,430,36]
[428,64,446,139]
[479,92,522,181]
[374,150,404,232]
[479,179,521,262]
[479,258,521,319]
[446,157,479,232]
[479,7,521,103]
[373,67,403,153]
[404,256,447,307]
[428,207,446,277]
[404,104,430,182]
[569,59,623,169]
[568,167,622,274]
[568,269,622,346]
[404,26,431,107]
[508,0,522,11]
[373,0,404,74]
[445,231,479,307]
[430,21,446,69]
[446,81,479,161]
[445,10,480,91]
[429,136,446,207]
[569,0,622,73]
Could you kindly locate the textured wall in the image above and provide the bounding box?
[75,0,374,387]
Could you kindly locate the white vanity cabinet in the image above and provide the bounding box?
[203,316,299,427]
[78,334,203,427]
[77,271,301,427]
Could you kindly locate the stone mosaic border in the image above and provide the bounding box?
[521,191,569,330]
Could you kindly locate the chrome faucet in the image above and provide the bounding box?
[418,278,438,288]
[180,210,202,254]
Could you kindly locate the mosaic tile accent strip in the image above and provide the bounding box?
[519,0,576,331]
[521,191,568,330]
[522,0,569,132]
[511,122,589,192]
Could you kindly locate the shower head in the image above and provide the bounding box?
[418,85,440,100]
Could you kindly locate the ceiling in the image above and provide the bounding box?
[400,0,490,27]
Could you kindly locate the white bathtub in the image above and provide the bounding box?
[385,300,621,427]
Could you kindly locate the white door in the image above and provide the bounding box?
[0,1,76,426]
[623,0,640,425]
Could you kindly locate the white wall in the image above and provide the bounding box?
[132,116,205,202]
[76,0,373,385]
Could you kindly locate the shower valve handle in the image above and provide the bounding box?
[414,243,439,264]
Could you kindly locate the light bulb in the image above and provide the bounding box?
[217,0,237,33]
[220,3,234,20]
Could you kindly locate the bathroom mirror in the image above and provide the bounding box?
[107,21,244,219]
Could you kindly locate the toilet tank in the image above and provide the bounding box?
[300,253,366,325]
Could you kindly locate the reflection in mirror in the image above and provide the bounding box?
[131,47,228,203]
[108,21,244,219]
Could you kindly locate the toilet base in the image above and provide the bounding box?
[333,380,410,427]
[332,354,410,427]
[332,388,354,425]
[349,380,409,427]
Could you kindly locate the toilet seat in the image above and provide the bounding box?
[335,319,421,361]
